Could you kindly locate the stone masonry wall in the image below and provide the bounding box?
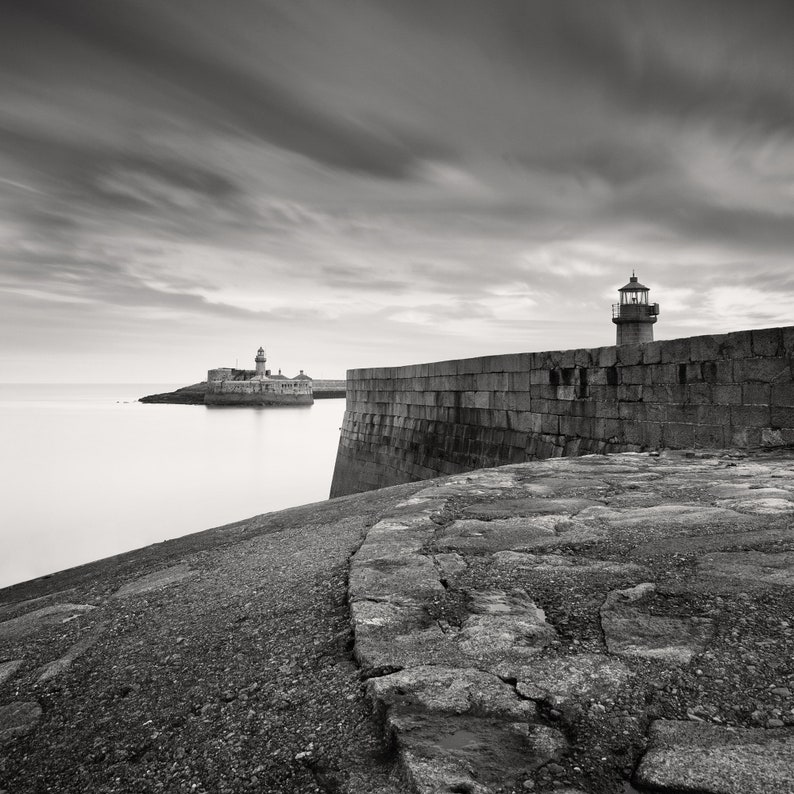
[330,325,794,497]
[205,379,313,406]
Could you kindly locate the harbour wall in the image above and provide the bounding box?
[330,325,794,497]
[205,379,313,406]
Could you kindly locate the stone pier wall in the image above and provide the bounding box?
[205,379,313,406]
[330,325,794,497]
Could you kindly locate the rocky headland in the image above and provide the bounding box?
[139,380,346,404]
[2,450,793,793]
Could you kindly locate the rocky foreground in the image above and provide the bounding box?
[2,451,794,793]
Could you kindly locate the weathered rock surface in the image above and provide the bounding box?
[36,629,104,683]
[0,483,431,794]
[0,660,23,686]
[112,563,196,596]
[634,720,794,793]
[514,654,633,707]
[2,449,794,794]
[368,666,535,721]
[347,450,794,794]
[458,588,557,662]
[697,550,794,587]
[0,603,95,640]
[436,517,557,552]
[0,702,41,745]
[600,583,713,663]
[389,712,566,794]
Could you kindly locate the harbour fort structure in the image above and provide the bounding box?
[204,347,313,406]
[331,274,794,496]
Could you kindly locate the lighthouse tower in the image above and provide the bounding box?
[254,346,268,378]
[612,272,659,345]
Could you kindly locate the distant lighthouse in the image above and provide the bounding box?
[255,346,267,378]
[612,272,660,345]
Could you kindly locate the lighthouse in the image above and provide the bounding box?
[612,272,659,345]
[254,346,268,378]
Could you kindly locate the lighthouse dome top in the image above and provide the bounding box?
[618,274,649,292]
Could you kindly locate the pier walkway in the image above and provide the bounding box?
[2,451,793,793]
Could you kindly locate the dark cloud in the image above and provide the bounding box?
[1,0,793,379]
[510,140,671,188]
[414,0,794,135]
[609,186,794,256]
[1,0,452,180]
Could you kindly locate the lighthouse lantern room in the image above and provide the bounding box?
[611,272,660,345]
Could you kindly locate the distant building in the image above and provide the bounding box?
[612,272,660,345]
[205,347,313,406]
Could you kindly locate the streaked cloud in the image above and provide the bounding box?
[1,0,793,381]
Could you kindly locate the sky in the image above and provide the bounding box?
[1,0,793,383]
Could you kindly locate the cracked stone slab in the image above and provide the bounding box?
[591,504,754,531]
[392,496,449,513]
[0,701,42,745]
[356,524,435,559]
[697,551,794,587]
[463,497,601,519]
[113,563,196,597]
[435,516,557,552]
[0,603,96,641]
[524,519,610,549]
[513,477,611,498]
[425,471,520,497]
[634,720,794,794]
[368,665,535,721]
[349,554,444,602]
[0,659,24,685]
[511,653,633,707]
[388,711,567,794]
[367,515,440,534]
[492,551,647,577]
[351,600,465,671]
[628,527,793,559]
[434,553,467,583]
[458,589,557,661]
[716,497,794,514]
[600,583,713,664]
[710,484,794,500]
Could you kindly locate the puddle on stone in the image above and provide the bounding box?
[438,729,481,750]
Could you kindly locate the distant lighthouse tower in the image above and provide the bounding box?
[612,272,660,345]
[255,346,268,378]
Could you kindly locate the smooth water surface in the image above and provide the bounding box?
[0,384,345,588]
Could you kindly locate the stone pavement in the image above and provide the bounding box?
[0,489,428,794]
[1,451,793,793]
[350,451,794,794]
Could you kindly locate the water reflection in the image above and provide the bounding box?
[0,385,345,588]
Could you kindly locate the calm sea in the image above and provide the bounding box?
[0,384,346,589]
